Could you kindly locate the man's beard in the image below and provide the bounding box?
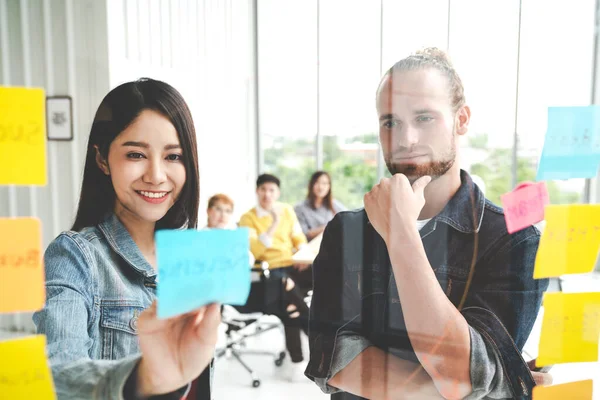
[384,137,456,183]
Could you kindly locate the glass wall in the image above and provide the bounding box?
[258,0,317,204]
[450,0,521,204]
[319,0,381,209]
[258,0,594,208]
[516,0,595,204]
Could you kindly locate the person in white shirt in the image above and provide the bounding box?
[205,193,255,265]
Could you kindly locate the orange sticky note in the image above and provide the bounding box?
[501,181,549,234]
[0,217,45,313]
[0,335,56,399]
[534,204,600,279]
[537,292,600,366]
[533,380,593,399]
[0,86,47,185]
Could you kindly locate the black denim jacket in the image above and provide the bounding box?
[306,171,549,399]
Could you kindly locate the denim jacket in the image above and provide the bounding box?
[33,213,211,399]
[306,171,549,399]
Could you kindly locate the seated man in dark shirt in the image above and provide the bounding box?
[305,47,550,399]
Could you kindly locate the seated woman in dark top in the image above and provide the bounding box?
[294,171,347,241]
[292,171,346,295]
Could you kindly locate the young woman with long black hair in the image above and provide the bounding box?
[33,78,219,399]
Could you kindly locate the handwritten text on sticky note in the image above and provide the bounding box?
[536,106,600,181]
[532,379,593,400]
[501,182,549,234]
[0,86,47,185]
[533,205,600,279]
[0,335,56,399]
[537,292,600,366]
[0,218,45,313]
[156,228,251,318]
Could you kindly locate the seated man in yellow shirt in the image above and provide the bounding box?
[239,173,309,381]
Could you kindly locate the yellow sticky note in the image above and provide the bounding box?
[533,380,593,399]
[0,217,45,313]
[0,86,47,185]
[534,205,600,279]
[537,292,600,366]
[0,335,56,399]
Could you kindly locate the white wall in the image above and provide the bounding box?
[105,0,258,225]
[0,0,257,333]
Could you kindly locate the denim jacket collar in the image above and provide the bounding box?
[98,213,156,278]
[430,169,486,235]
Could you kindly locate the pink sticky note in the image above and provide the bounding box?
[501,181,550,234]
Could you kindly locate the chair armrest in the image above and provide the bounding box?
[252,260,269,272]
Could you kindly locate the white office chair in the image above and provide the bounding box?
[215,261,287,388]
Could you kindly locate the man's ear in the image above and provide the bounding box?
[455,105,471,136]
[94,145,110,175]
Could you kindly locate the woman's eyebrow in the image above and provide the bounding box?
[122,141,148,148]
[121,141,181,150]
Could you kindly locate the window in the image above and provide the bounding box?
[381,0,449,70]
[517,0,595,204]
[258,0,317,204]
[258,0,595,207]
[319,0,381,209]
[449,0,521,205]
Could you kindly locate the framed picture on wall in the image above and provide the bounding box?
[46,96,73,141]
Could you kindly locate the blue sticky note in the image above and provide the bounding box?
[536,151,599,181]
[536,106,600,181]
[156,228,251,318]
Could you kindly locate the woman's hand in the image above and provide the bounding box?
[134,301,221,397]
[307,225,326,241]
[293,262,311,271]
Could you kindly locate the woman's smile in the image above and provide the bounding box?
[135,190,171,204]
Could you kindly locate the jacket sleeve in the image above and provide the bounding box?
[33,233,189,400]
[304,214,366,393]
[461,230,549,399]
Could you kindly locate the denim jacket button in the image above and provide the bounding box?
[130,316,138,332]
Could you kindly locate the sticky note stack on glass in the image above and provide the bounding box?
[156,228,251,318]
[532,379,593,400]
[501,181,549,234]
[0,86,47,186]
[0,335,56,399]
[536,105,600,181]
[537,292,600,366]
[0,217,45,313]
[533,204,600,279]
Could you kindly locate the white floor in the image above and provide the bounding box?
[214,314,600,400]
[213,313,600,400]
[213,314,327,400]
[213,273,600,400]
